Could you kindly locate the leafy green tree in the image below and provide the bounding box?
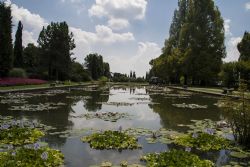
[70,61,90,82]
[23,43,40,75]
[38,22,75,80]
[84,53,109,80]
[221,62,238,88]
[133,71,136,78]
[103,62,110,78]
[150,0,225,85]
[14,21,23,68]
[0,2,13,77]
[237,32,250,61]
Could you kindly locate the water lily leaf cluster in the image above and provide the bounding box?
[172,103,208,109]
[81,130,141,150]
[182,119,233,138]
[140,149,214,167]
[97,102,134,106]
[70,112,130,122]
[90,161,145,167]
[9,102,66,111]
[0,126,44,145]
[124,128,183,144]
[175,132,231,151]
[164,93,191,99]
[0,146,64,167]
[66,95,92,100]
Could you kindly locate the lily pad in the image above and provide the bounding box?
[96,102,134,106]
[175,132,231,151]
[140,149,214,167]
[0,127,44,146]
[0,147,64,167]
[81,130,141,150]
[172,103,207,109]
[70,112,130,122]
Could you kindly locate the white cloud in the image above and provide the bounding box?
[245,2,250,10]
[224,19,232,36]
[108,18,129,30]
[106,42,161,77]
[89,0,147,30]
[224,37,242,62]
[223,18,241,62]
[22,30,36,46]
[70,25,135,63]
[5,0,48,46]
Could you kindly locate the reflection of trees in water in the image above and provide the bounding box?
[148,94,223,131]
[83,89,109,112]
[129,87,135,94]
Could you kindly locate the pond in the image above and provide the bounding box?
[0,85,248,166]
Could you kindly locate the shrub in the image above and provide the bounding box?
[224,81,250,148]
[9,68,27,78]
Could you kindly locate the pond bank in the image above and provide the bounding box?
[167,86,248,99]
[0,82,97,94]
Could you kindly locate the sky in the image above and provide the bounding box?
[2,0,250,76]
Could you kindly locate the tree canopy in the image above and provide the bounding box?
[84,53,110,80]
[238,32,250,62]
[0,2,13,77]
[38,22,75,80]
[14,21,24,68]
[150,0,225,85]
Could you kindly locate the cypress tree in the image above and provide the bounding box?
[14,21,23,68]
[238,32,250,61]
[0,2,13,77]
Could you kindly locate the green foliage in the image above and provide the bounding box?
[221,62,238,88]
[23,43,40,76]
[150,0,225,85]
[0,147,64,167]
[70,61,90,82]
[81,130,141,150]
[0,2,13,77]
[9,68,27,78]
[225,81,250,148]
[38,22,75,80]
[14,21,24,68]
[84,53,110,80]
[99,76,108,82]
[238,32,250,61]
[140,149,214,167]
[175,132,231,151]
[0,127,44,145]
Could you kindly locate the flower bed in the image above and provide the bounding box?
[0,78,47,86]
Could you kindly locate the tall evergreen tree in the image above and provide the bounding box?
[237,32,250,61]
[0,2,13,77]
[150,0,225,85]
[14,21,23,68]
[38,22,75,80]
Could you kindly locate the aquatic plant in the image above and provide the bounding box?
[70,112,130,122]
[140,149,214,167]
[223,81,250,149]
[172,103,208,109]
[0,147,64,167]
[175,132,231,151]
[81,130,141,150]
[9,102,66,111]
[0,126,44,145]
[96,102,134,106]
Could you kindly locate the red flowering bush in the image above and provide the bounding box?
[0,78,47,86]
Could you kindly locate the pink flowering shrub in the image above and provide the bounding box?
[0,78,47,86]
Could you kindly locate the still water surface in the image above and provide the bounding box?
[0,85,228,166]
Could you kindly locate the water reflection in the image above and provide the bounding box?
[0,85,231,166]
